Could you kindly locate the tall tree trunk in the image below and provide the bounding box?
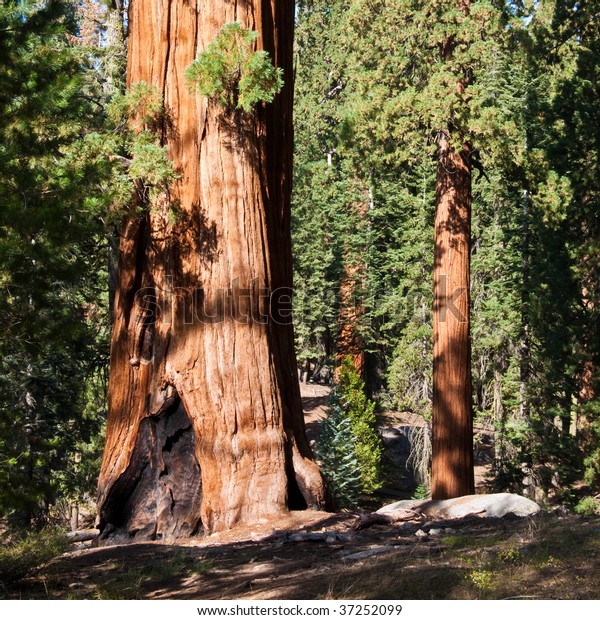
[520,188,531,422]
[431,0,474,500]
[97,0,326,541]
[431,132,474,499]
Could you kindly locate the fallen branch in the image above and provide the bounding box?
[65,529,99,543]
[352,509,423,530]
[342,546,397,561]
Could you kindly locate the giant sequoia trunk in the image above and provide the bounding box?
[431,132,475,500]
[97,0,326,541]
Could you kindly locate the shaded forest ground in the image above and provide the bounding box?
[5,510,600,600]
[3,385,599,600]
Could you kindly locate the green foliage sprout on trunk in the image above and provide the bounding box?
[102,81,177,214]
[185,22,283,113]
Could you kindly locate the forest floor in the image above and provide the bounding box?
[6,509,600,600]
[3,384,600,600]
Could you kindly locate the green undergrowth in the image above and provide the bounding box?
[0,528,67,590]
[574,496,600,516]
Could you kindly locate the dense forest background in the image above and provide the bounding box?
[1,0,599,528]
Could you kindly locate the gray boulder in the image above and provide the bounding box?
[377,493,540,520]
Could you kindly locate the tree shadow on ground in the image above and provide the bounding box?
[8,513,599,600]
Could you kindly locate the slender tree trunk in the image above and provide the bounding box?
[336,260,366,380]
[97,0,326,541]
[576,247,597,435]
[520,189,531,421]
[430,0,475,500]
[335,193,369,380]
[432,132,474,499]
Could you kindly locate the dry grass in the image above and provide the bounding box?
[324,516,600,600]
[3,513,599,600]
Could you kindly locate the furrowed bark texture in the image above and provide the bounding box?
[335,195,369,380]
[97,0,326,540]
[336,260,366,380]
[432,132,475,500]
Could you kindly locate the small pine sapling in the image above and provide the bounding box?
[338,357,383,493]
[314,396,362,509]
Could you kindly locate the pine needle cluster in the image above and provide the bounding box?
[185,22,283,113]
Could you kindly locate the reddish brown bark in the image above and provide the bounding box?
[430,0,475,500]
[335,195,369,381]
[97,0,326,541]
[431,132,474,500]
[336,261,366,380]
[579,269,598,406]
[576,278,598,437]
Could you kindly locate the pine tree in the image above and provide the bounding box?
[295,0,600,503]
[327,0,514,497]
[511,0,600,498]
[293,1,364,382]
[0,0,110,524]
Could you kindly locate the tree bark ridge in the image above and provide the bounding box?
[432,131,475,500]
[98,0,326,539]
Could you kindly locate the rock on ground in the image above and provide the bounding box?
[377,493,540,520]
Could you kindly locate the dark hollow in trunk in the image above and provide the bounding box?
[98,399,202,543]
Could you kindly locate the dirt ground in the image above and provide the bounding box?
[6,510,600,600]
[4,384,599,600]
[299,382,332,445]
